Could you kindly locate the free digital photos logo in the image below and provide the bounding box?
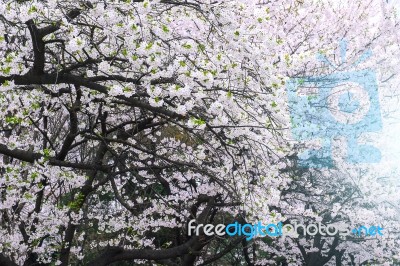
[188,220,384,241]
[286,40,382,168]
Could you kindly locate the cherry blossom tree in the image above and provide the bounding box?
[255,165,400,266]
[0,1,291,265]
[0,0,398,265]
[250,0,400,265]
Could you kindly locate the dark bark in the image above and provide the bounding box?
[0,253,19,266]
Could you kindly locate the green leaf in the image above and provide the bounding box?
[24,193,33,200]
[31,172,39,180]
[162,25,169,33]
[198,43,206,52]
[307,95,317,101]
[43,148,51,158]
[5,116,22,124]
[28,5,37,15]
[68,192,85,211]
[182,43,192,49]
[123,87,132,93]
[145,42,153,50]
[5,54,13,63]
[2,66,11,74]
[32,102,41,110]
[121,48,128,56]
[192,118,206,126]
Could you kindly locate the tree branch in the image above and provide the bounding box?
[87,237,199,266]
